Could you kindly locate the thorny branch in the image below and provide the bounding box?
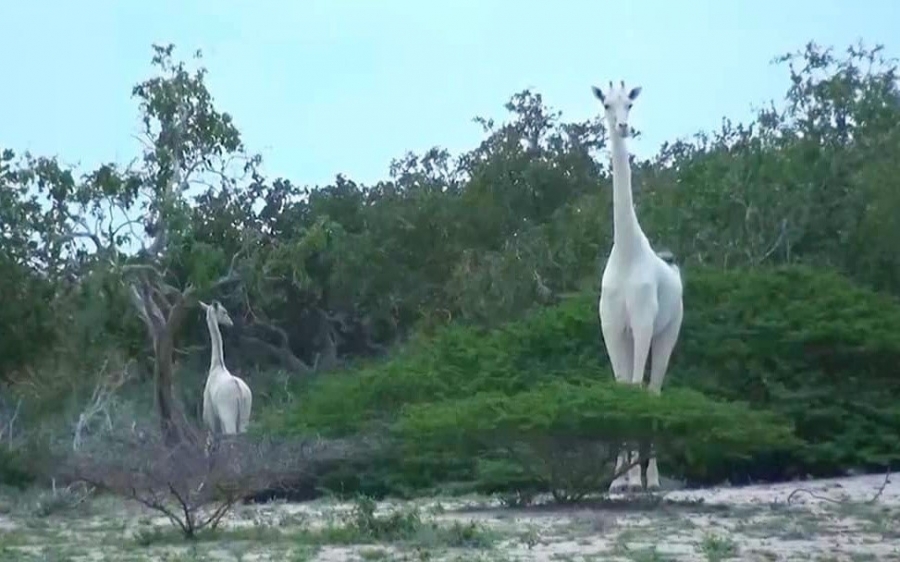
[68,428,331,538]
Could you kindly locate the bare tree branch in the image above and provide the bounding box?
[0,398,23,451]
[66,424,341,538]
[754,218,789,265]
[73,359,134,451]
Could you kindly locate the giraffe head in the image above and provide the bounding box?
[199,300,234,327]
[591,80,642,139]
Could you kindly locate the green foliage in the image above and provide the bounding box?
[262,263,900,495]
[394,379,797,500]
[309,495,495,548]
[5,40,899,379]
[0,449,34,489]
[3,39,900,497]
[395,379,795,454]
[674,265,900,480]
[341,495,422,541]
[0,150,59,377]
[0,433,58,490]
[260,296,599,438]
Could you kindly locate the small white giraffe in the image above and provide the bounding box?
[592,81,684,493]
[200,300,252,435]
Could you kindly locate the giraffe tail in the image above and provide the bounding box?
[656,248,677,265]
[656,249,680,274]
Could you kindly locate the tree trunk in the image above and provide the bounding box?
[155,365,182,447]
[155,326,185,446]
[155,358,179,446]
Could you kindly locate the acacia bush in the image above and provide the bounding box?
[258,299,597,439]
[394,379,798,502]
[672,265,900,482]
[261,264,900,495]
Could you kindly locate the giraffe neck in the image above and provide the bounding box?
[206,312,226,375]
[609,132,646,257]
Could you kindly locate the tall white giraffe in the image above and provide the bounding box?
[592,81,684,493]
[200,300,252,435]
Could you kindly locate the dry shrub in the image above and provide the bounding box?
[66,423,306,538]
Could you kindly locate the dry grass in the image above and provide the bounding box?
[1,474,899,561]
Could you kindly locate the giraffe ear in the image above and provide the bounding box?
[627,86,642,100]
[198,300,209,311]
[591,86,605,102]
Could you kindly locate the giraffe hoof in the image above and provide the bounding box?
[646,484,662,493]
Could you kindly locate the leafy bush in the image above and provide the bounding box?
[396,378,795,452]
[0,449,34,489]
[262,264,900,494]
[394,378,798,500]
[673,265,900,481]
[260,298,598,438]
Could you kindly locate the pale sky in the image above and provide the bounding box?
[1,0,897,188]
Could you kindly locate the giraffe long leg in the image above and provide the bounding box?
[624,283,659,493]
[645,305,684,490]
[601,326,635,493]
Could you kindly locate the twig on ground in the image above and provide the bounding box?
[786,469,891,506]
[867,469,891,504]
[786,488,845,505]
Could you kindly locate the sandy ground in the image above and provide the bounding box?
[1,473,899,561]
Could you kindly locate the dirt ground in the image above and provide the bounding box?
[1,473,899,561]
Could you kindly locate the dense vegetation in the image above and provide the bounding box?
[2,40,900,502]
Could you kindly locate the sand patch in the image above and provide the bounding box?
[0,473,898,561]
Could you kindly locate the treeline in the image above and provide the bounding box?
[1,41,900,497]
